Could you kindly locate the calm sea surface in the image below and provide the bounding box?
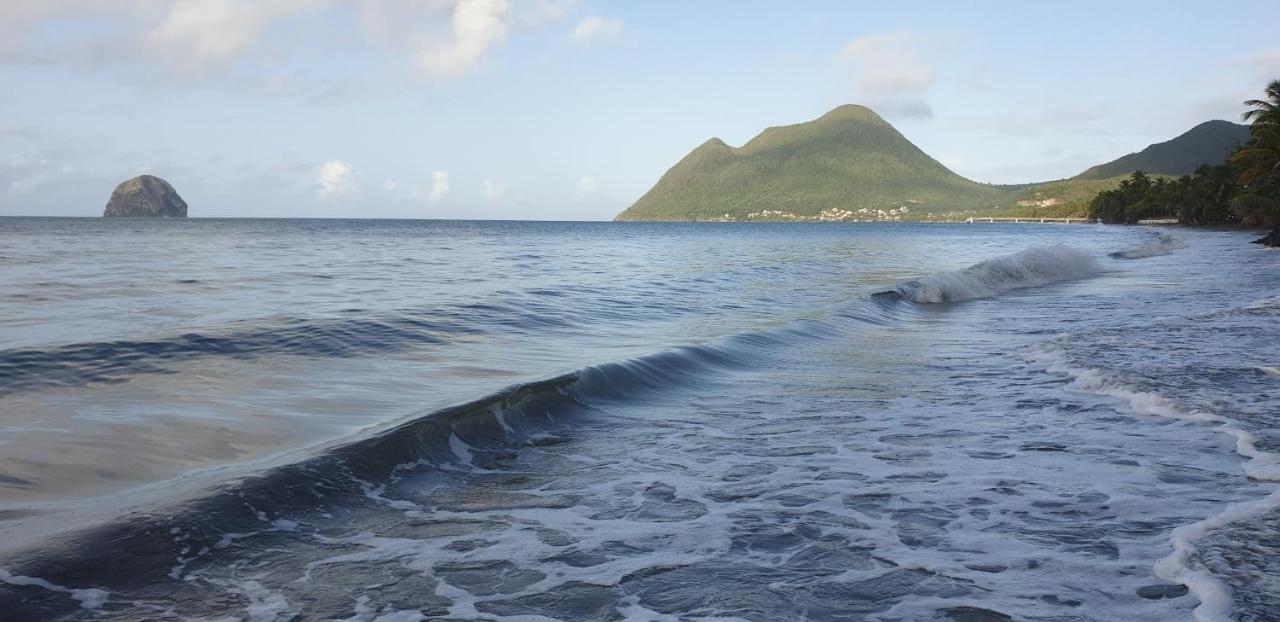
[0,218,1276,621]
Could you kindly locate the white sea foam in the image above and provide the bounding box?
[0,568,109,609]
[340,595,427,622]
[225,579,294,622]
[1028,346,1280,622]
[358,480,420,511]
[1155,489,1280,622]
[1029,348,1280,482]
[616,595,681,621]
[488,404,515,434]
[447,433,475,467]
[898,245,1100,303]
[1245,295,1280,310]
[1111,233,1186,259]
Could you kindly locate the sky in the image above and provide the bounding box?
[1,0,1277,220]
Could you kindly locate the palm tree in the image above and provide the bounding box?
[1234,79,1280,183]
[1241,79,1280,127]
[1234,80,1280,245]
[1233,124,1280,185]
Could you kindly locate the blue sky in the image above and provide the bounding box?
[1,0,1277,220]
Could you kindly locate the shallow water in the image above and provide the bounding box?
[0,219,1276,621]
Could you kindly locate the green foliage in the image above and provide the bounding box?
[1233,125,1280,184]
[1230,79,1280,229]
[1087,168,1239,225]
[1231,182,1280,227]
[1241,80,1280,127]
[995,177,1135,219]
[1080,81,1280,230]
[1181,166,1240,224]
[1233,80,1280,185]
[1074,120,1249,181]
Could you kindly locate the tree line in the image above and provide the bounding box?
[1088,81,1280,242]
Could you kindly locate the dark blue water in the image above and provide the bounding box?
[0,219,1276,621]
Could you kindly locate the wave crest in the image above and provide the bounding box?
[1110,233,1185,259]
[893,245,1100,303]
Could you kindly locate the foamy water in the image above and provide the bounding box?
[0,220,1275,621]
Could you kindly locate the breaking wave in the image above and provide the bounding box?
[0,242,1147,618]
[888,245,1101,304]
[0,314,865,603]
[0,348,724,605]
[1110,233,1186,259]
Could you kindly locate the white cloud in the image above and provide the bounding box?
[574,175,596,195]
[869,99,934,120]
[415,0,511,79]
[3,152,74,194]
[839,31,935,120]
[428,170,450,203]
[840,31,933,94]
[383,178,397,191]
[145,0,319,71]
[1252,49,1280,75]
[481,178,506,200]
[513,0,572,28]
[316,160,356,197]
[0,0,567,83]
[569,16,621,45]
[1181,49,1280,125]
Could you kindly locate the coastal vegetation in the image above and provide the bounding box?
[1086,80,1280,243]
[990,176,1139,220]
[1087,168,1233,224]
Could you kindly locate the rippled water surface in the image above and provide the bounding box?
[0,218,1276,621]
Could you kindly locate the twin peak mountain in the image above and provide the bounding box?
[614,104,1247,221]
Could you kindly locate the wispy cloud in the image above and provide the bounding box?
[481,178,506,201]
[569,15,622,45]
[0,0,568,84]
[1251,48,1280,76]
[514,0,572,28]
[2,152,75,194]
[1180,48,1280,125]
[839,30,935,120]
[145,0,320,72]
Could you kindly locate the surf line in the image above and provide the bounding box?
[1027,346,1280,622]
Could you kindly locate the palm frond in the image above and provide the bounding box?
[1241,80,1280,125]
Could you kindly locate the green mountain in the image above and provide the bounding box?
[615,105,1009,221]
[615,107,1250,221]
[1073,119,1249,180]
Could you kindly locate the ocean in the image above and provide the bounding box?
[0,218,1276,621]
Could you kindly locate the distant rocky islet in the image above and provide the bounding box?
[103,175,187,218]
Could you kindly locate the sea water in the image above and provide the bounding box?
[0,219,1275,621]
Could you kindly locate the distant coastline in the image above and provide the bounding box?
[616,83,1280,247]
[615,105,1248,223]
